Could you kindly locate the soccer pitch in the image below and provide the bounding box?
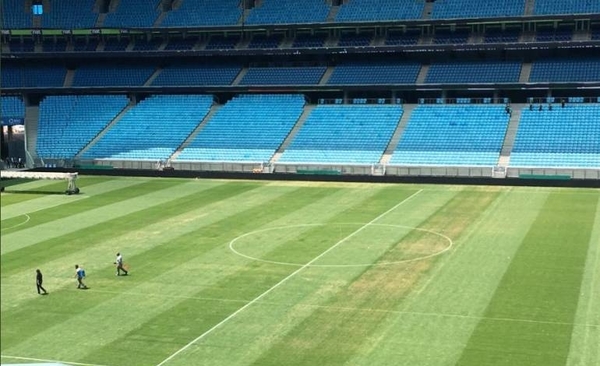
[1,176,599,366]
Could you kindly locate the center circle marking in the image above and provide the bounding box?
[228,223,453,267]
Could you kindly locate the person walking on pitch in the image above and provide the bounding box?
[36,269,48,295]
[114,252,128,276]
[75,265,88,289]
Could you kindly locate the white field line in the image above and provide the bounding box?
[0,354,109,366]
[1,214,30,231]
[85,288,600,329]
[155,189,424,366]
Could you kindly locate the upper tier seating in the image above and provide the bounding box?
[533,0,600,15]
[176,94,305,162]
[41,0,98,29]
[335,0,424,22]
[425,61,522,83]
[431,0,525,19]
[510,104,600,168]
[239,66,327,85]
[37,95,129,159]
[1,96,25,119]
[529,59,600,82]
[390,105,510,166]
[160,0,241,27]
[2,64,67,88]
[103,0,161,28]
[72,65,156,87]
[152,64,241,86]
[2,1,32,29]
[328,62,421,85]
[245,0,330,25]
[82,95,214,160]
[280,105,403,164]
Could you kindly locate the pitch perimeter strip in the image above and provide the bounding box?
[155,189,423,366]
[0,354,109,366]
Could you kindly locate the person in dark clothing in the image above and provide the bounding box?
[75,265,88,289]
[36,269,48,295]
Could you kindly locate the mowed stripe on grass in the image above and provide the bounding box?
[456,191,600,366]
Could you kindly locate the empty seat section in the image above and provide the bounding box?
[37,95,129,159]
[529,58,600,82]
[176,94,305,162]
[104,0,161,28]
[8,38,35,52]
[164,37,198,50]
[426,61,522,83]
[534,0,600,15]
[1,96,25,120]
[82,95,214,160]
[335,0,424,22]
[433,30,470,44]
[239,67,326,85]
[205,35,239,50]
[328,62,421,85]
[132,37,164,51]
[41,0,98,29]
[1,64,67,88]
[385,30,420,45]
[292,34,327,48]
[2,1,32,29]
[103,37,130,51]
[390,105,510,166]
[161,0,241,27]
[152,64,241,86]
[510,105,600,168]
[431,0,525,18]
[484,29,520,43]
[337,33,373,47]
[280,105,403,164]
[73,65,156,87]
[247,34,283,49]
[246,0,330,24]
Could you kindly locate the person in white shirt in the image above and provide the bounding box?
[75,265,87,289]
[114,252,128,276]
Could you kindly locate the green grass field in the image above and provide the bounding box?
[1,176,599,366]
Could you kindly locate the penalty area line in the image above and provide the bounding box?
[154,189,423,366]
[1,354,110,366]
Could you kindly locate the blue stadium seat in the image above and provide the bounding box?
[280,105,403,164]
[103,37,130,51]
[247,34,283,49]
[164,37,199,51]
[529,58,600,82]
[385,30,420,46]
[2,1,32,29]
[239,67,327,85]
[337,33,373,47]
[335,0,424,22]
[484,29,520,43]
[292,34,328,48]
[431,0,525,19]
[72,65,156,87]
[328,62,421,85]
[1,64,67,88]
[433,30,470,44]
[41,0,98,29]
[152,64,241,86]
[37,95,130,159]
[205,35,240,50]
[73,38,100,51]
[176,94,306,162]
[534,0,600,15]
[160,0,241,27]
[245,0,330,25]
[82,95,214,161]
[510,104,600,168]
[390,105,510,166]
[8,38,35,52]
[1,96,25,120]
[103,0,161,28]
[426,61,522,83]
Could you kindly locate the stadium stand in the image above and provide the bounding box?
[247,34,283,49]
[280,104,403,164]
[73,38,100,52]
[164,37,199,51]
[1,96,25,119]
[42,38,68,52]
[529,58,600,82]
[82,95,214,160]
[425,61,522,83]
[41,0,98,29]
[103,0,161,28]
[245,0,330,25]
[8,38,35,52]
[151,64,241,86]
[176,94,305,162]
[510,104,600,167]
[103,37,130,51]
[72,64,156,87]
[483,28,520,43]
[328,62,421,85]
[433,29,470,44]
[385,30,420,46]
[535,27,573,42]
[390,105,510,166]
[335,0,424,22]
[337,33,374,47]
[292,34,328,48]
[2,1,32,29]
[37,95,130,159]
[205,35,240,50]
[239,66,327,85]
[2,64,67,88]
[160,0,241,27]
[132,37,164,51]
[533,0,600,15]
[431,0,525,19]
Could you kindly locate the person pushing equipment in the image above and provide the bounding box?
[114,252,128,276]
